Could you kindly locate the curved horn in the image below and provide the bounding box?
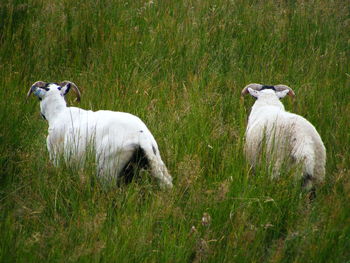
[274,84,295,97]
[26,81,47,99]
[60,81,81,102]
[241,83,263,96]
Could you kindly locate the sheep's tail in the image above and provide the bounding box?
[139,131,173,189]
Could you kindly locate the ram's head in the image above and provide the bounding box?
[27,81,81,102]
[241,83,295,99]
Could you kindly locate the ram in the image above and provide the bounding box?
[27,81,173,189]
[241,83,326,191]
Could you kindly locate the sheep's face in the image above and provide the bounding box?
[29,82,71,102]
[248,88,290,100]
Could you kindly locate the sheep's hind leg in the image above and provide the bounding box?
[141,146,173,189]
[97,150,134,185]
[119,147,149,185]
[302,173,316,201]
[294,147,317,200]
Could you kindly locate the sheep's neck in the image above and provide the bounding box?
[254,96,284,110]
[40,96,67,126]
[250,97,285,117]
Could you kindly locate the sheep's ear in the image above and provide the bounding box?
[247,87,260,98]
[59,82,71,96]
[59,81,81,102]
[276,89,290,99]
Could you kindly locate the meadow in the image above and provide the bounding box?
[1,0,349,262]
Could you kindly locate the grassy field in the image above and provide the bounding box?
[1,0,349,262]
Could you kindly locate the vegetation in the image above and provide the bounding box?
[1,0,349,262]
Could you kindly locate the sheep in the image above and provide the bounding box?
[27,81,173,189]
[241,83,326,192]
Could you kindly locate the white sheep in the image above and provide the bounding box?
[241,83,326,191]
[27,81,173,189]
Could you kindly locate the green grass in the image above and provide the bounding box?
[1,0,349,262]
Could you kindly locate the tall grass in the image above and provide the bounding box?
[1,0,349,262]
